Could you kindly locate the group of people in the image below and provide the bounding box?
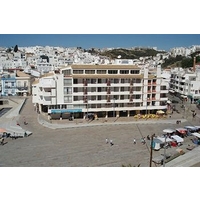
[106,138,114,146]
[133,135,151,145]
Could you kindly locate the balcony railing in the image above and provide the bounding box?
[17,87,28,91]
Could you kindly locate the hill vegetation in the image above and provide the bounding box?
[98,48,165,59]
[87,48,200,69]
[162,55,200,68]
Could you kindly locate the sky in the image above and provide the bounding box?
[0,34,200,51]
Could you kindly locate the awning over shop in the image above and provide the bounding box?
[184,126,198,131]
[169,90,175,93]
[153,136,172,144]
[191,132,200,138]
[163,128,176,134]
[187,95,193,99]
[0,128,7,133]
[171,135,184,143]
[196,99,200,104]
[50,109,82,114]
[156,110,165,114]
[176,128,187,134]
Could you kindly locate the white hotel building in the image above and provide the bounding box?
[32,64,168,119]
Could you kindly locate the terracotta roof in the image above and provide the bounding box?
[41,72,54,78]
[32,79,39,85]
[16,70,31,78]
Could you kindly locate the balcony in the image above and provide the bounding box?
[16,86,28,91]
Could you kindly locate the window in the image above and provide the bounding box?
[64,79,72,86]
[120,95,124,100]
[130,70,140,74]
[73,79,78,84]
[64,96,72,103]
[91,79,96,84]
[64,87,72,94]
[97,70,106,74]
[114,79,119,83]
[108,70,118,74]
[120,70,129,74]
[85,70,95,74]
[73,70,83,74]
[135,87,141,91]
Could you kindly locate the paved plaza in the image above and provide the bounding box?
[0,96,200,167]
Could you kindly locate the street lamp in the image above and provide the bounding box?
[85,97,88,119]
[146,98,149,115]
[149,133,155,167]
[163,134,167,167]
[113,98,115,118]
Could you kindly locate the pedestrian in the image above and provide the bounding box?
[12,132,15,140]
[141,137,145,144]
[143,137,146,144]
[106,138,109,144]
[0,137,4,145]
[110,139,114,146]
[133,138,136,144]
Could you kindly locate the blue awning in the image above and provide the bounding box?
[51,109,82,114]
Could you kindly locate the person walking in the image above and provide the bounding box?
[133,138,136,144]
[110,139,114,146]
[106,138,109,144]
[0,137,4,145]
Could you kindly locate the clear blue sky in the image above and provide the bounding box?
[0,34,200,51]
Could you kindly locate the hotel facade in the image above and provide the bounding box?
[32,64,168,119]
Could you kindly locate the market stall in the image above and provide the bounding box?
[152,136,172,150]
[176,128,187,138]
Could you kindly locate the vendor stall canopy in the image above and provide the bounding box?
[163,128,175,134]
[156,110,165,114]
[0,128,7,133]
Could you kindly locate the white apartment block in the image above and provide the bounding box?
[32,64,168,119]
[170,45,200,57]
[169,67,200,101]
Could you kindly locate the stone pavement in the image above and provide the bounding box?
[0,96,200,167]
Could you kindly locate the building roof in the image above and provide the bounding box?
[41,72,55,78]
[16,70,31,78]
[32,79,39,85]
[71,64,140,69]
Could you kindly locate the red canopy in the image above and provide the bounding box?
[176,128,187,134]
[0,128,7,133]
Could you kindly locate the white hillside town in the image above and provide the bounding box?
[1,45,200,120]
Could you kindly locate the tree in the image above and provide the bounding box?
[6,48,12,53]
[14,45,18,52]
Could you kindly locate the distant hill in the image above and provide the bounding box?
[98,48,165,59]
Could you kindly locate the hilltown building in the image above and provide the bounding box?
[169,67,200,102]
[1,70,32,96]
[32,64,168,119]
